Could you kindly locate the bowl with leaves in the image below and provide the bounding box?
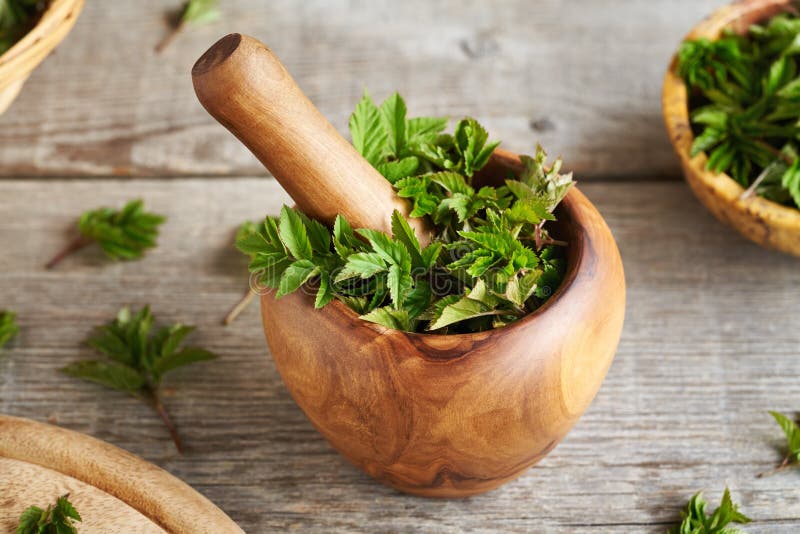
[663,0,800,256]
[0,0,84,114]
[193,34,625,497]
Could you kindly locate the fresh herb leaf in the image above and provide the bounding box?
[17,493,81,534]
[62,306,217,452]
[349,90,388,167]
[758,411,800,477]
[243,93,573,333]
[380,92,408,157]
[155,0,220,53]
[45,199,165,269]
[668,488,751,534]
[678,13,800,209]
[0,310,19,349]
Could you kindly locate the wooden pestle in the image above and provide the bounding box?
[192,34,432,245]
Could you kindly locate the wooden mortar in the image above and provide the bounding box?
[663,0,800,256]
[194,34,626,497]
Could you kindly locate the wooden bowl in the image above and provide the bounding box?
[0,0,84,115]
[663,0,800,256]
[260,150,626,498]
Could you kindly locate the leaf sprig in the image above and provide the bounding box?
[45,199,165,269]
[16,494,81,534]
[668,488,751,534]
[240,92,573,333]
[0,309,19,349]
[62,306,217,452]
[758,410,800,477]
[155,0,219,53]
[0,0,47,56]
[678,13,800,208]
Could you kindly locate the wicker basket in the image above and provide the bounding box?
[0,0,84,114]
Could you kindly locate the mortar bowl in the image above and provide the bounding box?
[260,150,626,497]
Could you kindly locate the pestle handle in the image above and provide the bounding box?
[192,34,432,245]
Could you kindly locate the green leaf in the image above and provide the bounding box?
[378,156,419,183]
[453,117,500,176]
[431,171,473,194]
[277,259,318,297]
[278,205,314,260]
[356,228,412,271]
[349,90,387,166]
[420,241,442,269]
[62,306,218,452]
[297,211,331,253]
[152,347,217,379]
[76,199,166,262]
[235,221,270,258]
[387,263,413,309]
[668,488,750,534]
[315,275,335,309]
[333,214,359,257]
[407,117,448,146]
[16,505,45,534]
[336,252,387,282]
[61,360,146,393]
[390,209,423,266]
[428,293,493,330]
[379,92,407,156]
[237,92,573,334]
[360,306,412,331]
[181,0,220,24]
[404,280,433,318]
[54,495,81,522]
[770,410,800,456]
[16,494,81,534]
[0,310,19,349]
[781,160,800,207]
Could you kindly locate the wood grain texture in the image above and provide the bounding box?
[0,458,165,533]
[261,154,626,497]
[0,0,730,179]
[663,0,800,257]
[0,415,243,533]
[0,177,798,531]
[192,34,432,244]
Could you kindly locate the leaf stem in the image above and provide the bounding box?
[45,235,92,269]
[752,139,794,166]
[223,287,255,325]
[146,387,183,453]
[740,166,770,200]
[756,456,797,478]
[155,20,185,53]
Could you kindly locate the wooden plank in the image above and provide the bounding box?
[0,0,729,179]
[0,177,798,532]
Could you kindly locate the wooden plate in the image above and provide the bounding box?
[0,415,243,534]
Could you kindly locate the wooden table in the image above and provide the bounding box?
[1,1,798,532]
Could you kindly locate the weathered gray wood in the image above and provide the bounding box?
[0,178,798,532]
[0,0,729,179]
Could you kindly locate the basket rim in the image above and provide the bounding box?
[0,0,84,89]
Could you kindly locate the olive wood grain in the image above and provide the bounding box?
[260,151,626,497]
[192,33,432,245]
[663,0,800,256]
[0,415,244,533]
